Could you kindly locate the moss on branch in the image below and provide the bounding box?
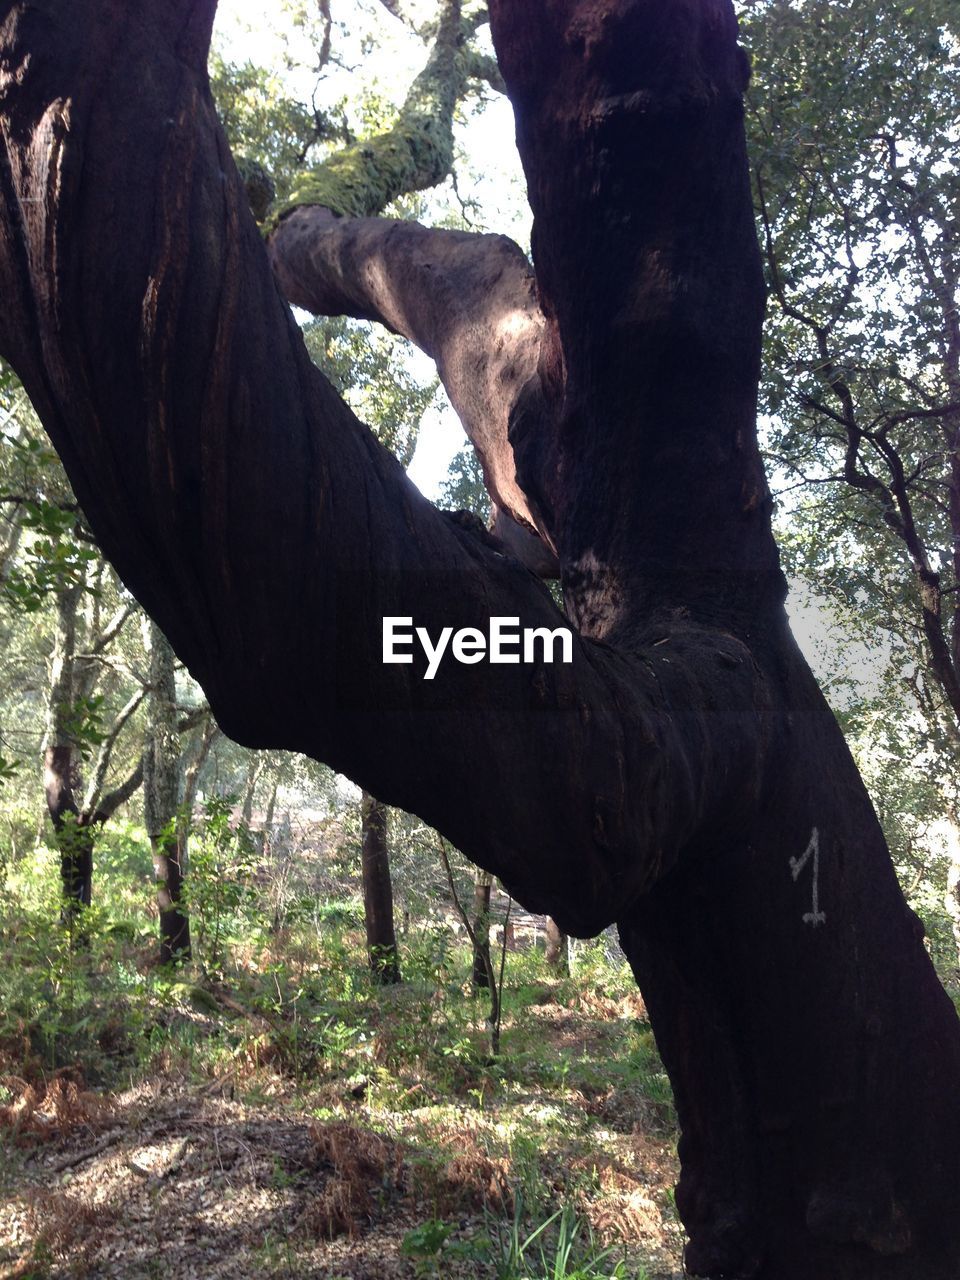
[275,0,473,223]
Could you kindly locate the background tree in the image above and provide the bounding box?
[745,0,960,964]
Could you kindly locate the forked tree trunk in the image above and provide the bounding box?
[360,791,401,984]
[3,2,960,1275]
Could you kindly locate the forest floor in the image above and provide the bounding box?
[0,841,685,1279]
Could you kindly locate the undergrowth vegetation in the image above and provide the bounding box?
[0,819,681,1279]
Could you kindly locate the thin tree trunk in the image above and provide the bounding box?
[241,751,265,826]
[263,777,280,835]
[143,621,190,964]
[945,810,960,972]
[43,581,92,917]
[544,916,568,975]
[360,791,400,983]
[471,871,493,990]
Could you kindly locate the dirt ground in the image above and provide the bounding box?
[0,1016,685,1279]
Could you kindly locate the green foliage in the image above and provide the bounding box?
[0,426,96,613]
[186,795,261,971]
[303,315,436,466]
[440,445,490,519]
[492,1199,640,1280]
[209,54,348,208]
[402,1218,490,1277]
[743,0,960,905]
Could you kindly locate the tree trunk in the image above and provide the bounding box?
[471,872,493,990]
[263,777,280,835]
[544,917,568,975]
[143,621,190,964]
[240,751,265,826]
[3,2,960,1275]
[944,812,960,973]
[360,791,401,984]
[42,581,92,916]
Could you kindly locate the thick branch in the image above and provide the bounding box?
[269,211,556,567]
[0,0,769,934]
[489,0,778,631]
[461,48,505,94]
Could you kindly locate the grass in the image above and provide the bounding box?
[0,822,682,1278]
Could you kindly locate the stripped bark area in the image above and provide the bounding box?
[269,213,557,573]
[2,1,960,1276]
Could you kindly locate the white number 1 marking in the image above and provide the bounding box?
[789,827,826,927]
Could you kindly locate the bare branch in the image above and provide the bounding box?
[91,599,139,654]
[83,687,148,816]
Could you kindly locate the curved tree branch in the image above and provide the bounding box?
[0,0,767,935]
[269,211,556,569]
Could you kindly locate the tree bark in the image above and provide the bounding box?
[268,213,557,573]
[470,872,493,990]
[544,916,568,974]
[360,790,401,983]
[42,581,93,914]
[240,751,265,827]
[143,620,191,964]
[2,2,960,1276]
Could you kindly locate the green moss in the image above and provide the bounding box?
[274,112,454,224]
[272,0,462,226]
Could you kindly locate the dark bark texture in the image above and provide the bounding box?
[360,791,401,983]
[2,1,960,1276]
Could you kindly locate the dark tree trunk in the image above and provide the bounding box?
[2,2,960,1275]
[360,791,400,984]
[471,874,492,990]
[544,917,568,974]
[143,622,191,965]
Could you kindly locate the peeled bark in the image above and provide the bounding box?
[360,791,401,983]
[269,212,557,572]
[2,2,960,1276]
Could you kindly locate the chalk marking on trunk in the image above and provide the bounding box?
[790,827,826,927]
